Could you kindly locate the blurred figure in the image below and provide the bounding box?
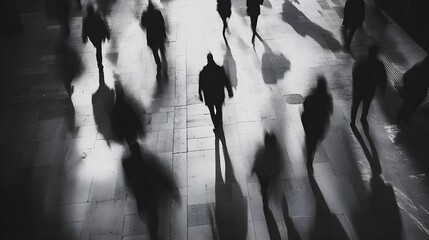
[199,53,233,134]
[351,45,386,126]
[301,76,333,174]
[247,0,263,45]
[45,0,71,36]
[122,142,180,240]
[252,132,282,209]
[252,132,284,240]
[396,57,429,124]
[141,1,167,75]
[111,81,145,147]
[217,0,231,38]
[82,4,111,70]
[56,40,82,97]
[342,0,365,50]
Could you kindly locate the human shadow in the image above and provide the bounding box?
[91,70,115,146]
[111,80,146,147]
[350,123,382,177]
[368,177,403,240]
[308,175,349,240]
[261,42,291,84]
[224,42,238,89]
[252,132,284,240]
[282,0,343,52]
[56,39,83,97]
[301,77,333,174]
[281,194,302,240]
[213,128,248,240]
[122,142,180,240]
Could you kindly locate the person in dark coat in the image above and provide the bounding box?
[141,1,167,73]
[252,132,282,210]
[199,53,234,134]
[396,57,429,124]
[301,76,333,174]
[342,0,365,50]
[82,4,110,70]
[350,45,386,126]
[217,0,232,38]
[247,0,263,45]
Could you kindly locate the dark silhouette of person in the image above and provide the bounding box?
[342,0,365,50]
[252,132,282,209]
[82,4,110,70]
[45,0,71,36]
[252,132,283,240]
[111,81,145,147]
[56,40,82,97]
[122,142,180,240]
[247,0,263,45]
[301,76,333,174]
[350,45,387,126]
[217,0,232,38]
[396,57,429,124]
[141,1,167,74]
[199,53,233,134]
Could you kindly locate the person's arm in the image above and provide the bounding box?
[82,19,88,43]
[199,71,204,102]
[103,18,111,40]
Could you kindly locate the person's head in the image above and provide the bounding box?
[148,1,154,9]
[264,132,277,148]
[368,44,379,58]
[207,53,214,64]
[316,75,327,92]
[87,4,95,16]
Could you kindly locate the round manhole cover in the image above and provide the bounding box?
[284,94,304,104]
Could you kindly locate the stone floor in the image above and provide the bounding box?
[1,0,429,239]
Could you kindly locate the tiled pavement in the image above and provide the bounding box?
[1,0,429,239]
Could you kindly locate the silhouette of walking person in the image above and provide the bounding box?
[141,1,167,75]
[82,4,110,71]
[342,0,365,50]
[247,0,263,45]
[199,53,233,134]
[252,132,282,210]
[217,0,231,39]
[350,45,387,126]
[396,57,429,124]
[301,76,333,174]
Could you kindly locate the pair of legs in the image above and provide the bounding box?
[221,17,228,37]
[305,134,319,174]
[208,104,223,132]
[92,40,103,69]
[250,15,259,44]
[351,94,372,125]
[151,45,166,72]
[256,173,269,209]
